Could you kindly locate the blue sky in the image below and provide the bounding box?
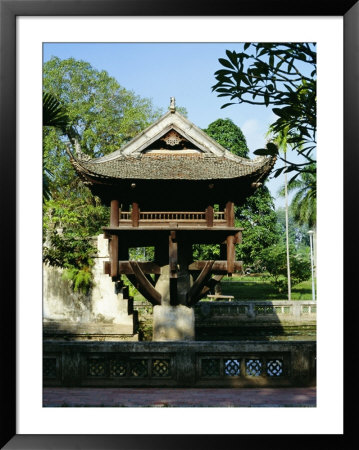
[43,42,302,208]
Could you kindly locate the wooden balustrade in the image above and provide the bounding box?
[115,210,227,227]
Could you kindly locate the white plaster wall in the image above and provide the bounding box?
[90,235,132,325]
[43,264,91,322]
[43,235,132,326]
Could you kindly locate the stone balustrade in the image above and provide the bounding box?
[43,340,316,388]
[196,300,316,324]
[134,300,317,324]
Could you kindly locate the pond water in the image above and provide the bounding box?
[195,325,316,341]
[138,319,316,341]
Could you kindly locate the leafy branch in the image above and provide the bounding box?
[212,43,317,179]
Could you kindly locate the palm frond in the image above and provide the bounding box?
[43,92,69,132]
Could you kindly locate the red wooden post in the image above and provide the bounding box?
[226,235,235,275]
[109,200,119,277]
[206,205,214,227]
[110,235,119,277]
[110,199,119,227]
[169,231,178,277]
[132,202,139,227]
[226,201,235,227]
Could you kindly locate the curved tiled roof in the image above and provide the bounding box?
[68,107,276,185]
[71,153,276,183]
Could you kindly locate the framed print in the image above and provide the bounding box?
[1,0,357,448]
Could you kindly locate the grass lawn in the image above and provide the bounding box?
[133,275,315,302]
[219,275,315,301]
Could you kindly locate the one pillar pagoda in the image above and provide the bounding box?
[68,98,275,340]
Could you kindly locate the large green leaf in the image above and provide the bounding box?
[218,58,235,69]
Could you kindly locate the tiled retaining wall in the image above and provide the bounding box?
[43,340,316,388]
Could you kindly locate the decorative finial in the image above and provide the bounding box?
[170,97,176,113]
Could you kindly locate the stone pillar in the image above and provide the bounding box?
[153,304,195,341]
[152,234,195,341]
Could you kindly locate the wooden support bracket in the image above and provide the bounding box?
[187,260,214,307]
[198,275,224,300]
[105,261,161,275]
[127,261,162,306]
[188,260,243,274]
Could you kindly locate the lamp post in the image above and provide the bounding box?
[308,230,315,301]
[284,153,291,301]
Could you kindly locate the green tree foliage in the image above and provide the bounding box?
[235,187,279,267]
[279,166,316,229]
[192,244,220,261]
[212,43,316,179]
[260,244,311,292]
[275,208,310,249]
[170,105,188,118]
[203,118,249,157]
[43,186,110,294]
[200,118,279,267]
[43,57,162,292]
[43,57,162,184]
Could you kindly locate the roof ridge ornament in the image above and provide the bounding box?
[169,97,176,113]
[65,138,92,162]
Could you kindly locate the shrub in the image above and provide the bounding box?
[259,244,311,292]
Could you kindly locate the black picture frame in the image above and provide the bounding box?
[1,0,356,448]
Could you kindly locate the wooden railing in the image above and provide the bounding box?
[214,211,225,221]
[140,211,206,222]
[117,210,227,227]
[120,211,131,221]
